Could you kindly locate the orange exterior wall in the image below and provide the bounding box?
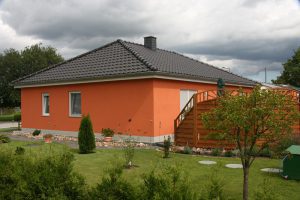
[21,78,252,138]
[21,79,155,137]
[152,79,253,136]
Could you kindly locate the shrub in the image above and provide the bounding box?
[140,164,197,200]
[0,150,87,200]
[78,115,96,154]
[163,136,171,158]
[32,129,41,136]
[0,134,10,143]
[102,128,114,137]
[200,167,228,200]
[123,138,135,168]
[90,163,137,200]
[272,136,300,158]
[183,145,192,154]
[15,147,25,155]
[211,148,222,156]
[224,150,233,157]
[0,114,14,122]
[254,178,281,200]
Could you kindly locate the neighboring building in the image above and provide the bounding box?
[14,36,256,143]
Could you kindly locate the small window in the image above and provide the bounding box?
[69,92,81,117]
[42,93,50,116]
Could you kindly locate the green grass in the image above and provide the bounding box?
[2,141,300,199]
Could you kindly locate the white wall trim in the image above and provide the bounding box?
[15,75,254,89]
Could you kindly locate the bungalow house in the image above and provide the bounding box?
[14,36,257,143]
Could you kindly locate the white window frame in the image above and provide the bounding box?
[42,93,50,116]
[69,91,82,117]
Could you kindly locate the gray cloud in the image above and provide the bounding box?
[0,0,300,82]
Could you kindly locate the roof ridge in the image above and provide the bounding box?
[122,40,258,84]
[117,40,158,71]
[12,40,120,84]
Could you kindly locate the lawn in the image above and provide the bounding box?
[2,140,300,199]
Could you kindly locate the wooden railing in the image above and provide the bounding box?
[174,90,218,130]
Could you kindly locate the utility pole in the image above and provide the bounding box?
[265,67,267,83]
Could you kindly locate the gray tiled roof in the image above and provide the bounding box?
[14,39,256,87]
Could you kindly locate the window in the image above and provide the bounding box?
[42,93,50,116]
[69,92,81,117]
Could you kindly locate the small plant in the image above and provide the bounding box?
[102,128,114,137]
[13,113,21,130]
[32,129,41,136]
[123,138,135,168]
[211,148,222,156]
[78,115,96,154]
[15,147,25,155]
[91,163,137,199]
[0,134,10,143]
[254,178,281,200]
[163,136,172,158]
[224,150,233,157]
[200,166,228,200]
[183,145,192,154]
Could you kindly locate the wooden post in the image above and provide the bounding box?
[174,119,177,145]
[193,94,198,147]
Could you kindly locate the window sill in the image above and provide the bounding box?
[42,114,50,117]
[69,114,82,118]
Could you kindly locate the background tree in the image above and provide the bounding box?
[202,86,299,200]
[272,47,300,87]
[78,115,96,154]
[0,44,64,107]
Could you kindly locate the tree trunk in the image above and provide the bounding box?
[243,166,249,200]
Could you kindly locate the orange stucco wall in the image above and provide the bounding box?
[21,78,252,138]
[21,79,155,137]
[152,79,252,136]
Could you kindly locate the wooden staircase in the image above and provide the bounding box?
[174,89,300,148]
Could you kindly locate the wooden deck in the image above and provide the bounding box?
[174,89,300,148]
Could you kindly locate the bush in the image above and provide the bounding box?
[13,113,21,122]
[183,145,192,154]
[272,136,300,158]
[123,138,135,168]
[102,128,114,137]
[0,114,14,121]
[90,163,137,200]
[32,129,41,136]
[78,115,95,154]
[224,150,233,157]
[0,134,10,143]
[254,178,281,200]
[200,167,228,200]
[0,149,86,200]
[163,136,171,158]
[141,164,197,200]
[15,147,25,155]
[211,148,222,156]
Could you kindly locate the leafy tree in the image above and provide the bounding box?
[202,86,299,200]
[78,115,96,154]
[0,44,64,107]
[273,47,300,87]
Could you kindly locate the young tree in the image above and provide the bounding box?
[78,115,96,154]
[202,86,299,200]
[272,47,300,87]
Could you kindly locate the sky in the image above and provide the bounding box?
[0,0,300,83]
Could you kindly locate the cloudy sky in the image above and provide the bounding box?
[0,0,300,83]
